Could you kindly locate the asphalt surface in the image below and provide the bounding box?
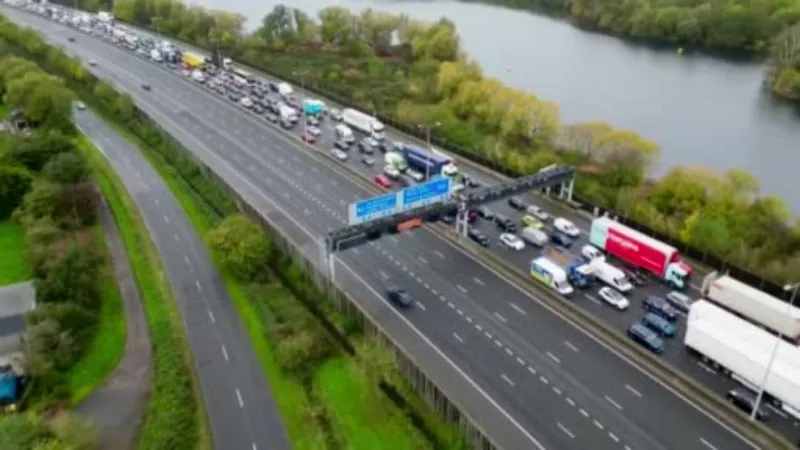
[73,106,291,450]
[7,6,795,448]
[77,202,152,450]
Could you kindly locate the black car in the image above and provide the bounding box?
[494,215,517,232]
[264,112,278,123]
[466,177,481,188]
[228,92,242,102]
[642,296,679,322]
[726,389,769,421]
[549,231,573,248]
[387,287,412,308]
[141,83,151,91]
[68,37,76,42]
[508,196,528,211]
[439,213,456,224]
[476,207,494,220]
[253,105,265,115]
[250,89,264,98]
[358,139,375,154]
[622,268,648,287]
[468,228,489,247]
[334,139,350,150]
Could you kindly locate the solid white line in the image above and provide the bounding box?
[474,277,484,285]
[699,438,719,450]
[235,388,244,408]
[509,302,527,315]
[501,374,515,386]
[154,199,159,206]
[564,340,579,352]
[416,301,426,311]
[625,384,643,398]
[557,423,575,439]
[546,352,561,364]
[221,345,229,361]
[453,333,464,343]
[208,310,215,324]
[605,395,623,410]
[494,312,508,323]
[457,284,468,293]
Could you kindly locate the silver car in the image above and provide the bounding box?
[666,291,693,313]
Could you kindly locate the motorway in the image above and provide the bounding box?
[4,6,789,448]
[73,107,290,450]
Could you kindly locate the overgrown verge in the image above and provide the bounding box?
[76,136,208,450]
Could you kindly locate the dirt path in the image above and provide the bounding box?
[76,201,153,450]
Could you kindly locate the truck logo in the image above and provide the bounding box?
[608,233,639,252]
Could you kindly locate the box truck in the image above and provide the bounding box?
[342,108,385,140]
[530,257,574,297]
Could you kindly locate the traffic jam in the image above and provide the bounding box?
[37,4,800,430]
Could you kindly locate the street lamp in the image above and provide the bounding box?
[423,121,441,180]
[293,71,306,140]
[751,282,799,420]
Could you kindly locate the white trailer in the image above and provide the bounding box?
[702,272,800,342]
[342,109,385,140]
[684,300,800,413]
[588,258,632,292]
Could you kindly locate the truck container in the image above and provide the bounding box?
[530,257,574,297]
[701,272,800,342]
[181,52,204,68]
[342,109,385,140]
[542,248,594,289]
[302,99,325,116]
[588,257,633,292]
[401,145,458,178]
[385,152,408,172]
[684,300,800,414]
[589,217,692,290]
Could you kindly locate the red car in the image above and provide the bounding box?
[301,132,316,144]
[374,174,392,189]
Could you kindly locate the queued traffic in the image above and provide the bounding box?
[35,4,800,430]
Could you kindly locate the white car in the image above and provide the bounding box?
[526,205,550,221]
[240,97,254,108]
[499,233,525,250]
[307,126,322,136]
[554,217,581,237]
[383,165,400,179]
[331,149,348,161]
[75,101,86,110]
[406,169,425,182]
[598,287,629,310]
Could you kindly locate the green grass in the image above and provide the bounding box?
[0,220,32,286]
[0,104,9,119]
[316,357,431,450]
[66,224,127,405]
[75,136,210,450]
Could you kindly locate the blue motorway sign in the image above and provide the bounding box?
[348,192,400,225]
[401,177,452,210]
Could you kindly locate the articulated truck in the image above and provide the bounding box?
[589,217,692,290]
[684,300,800,416]
[701,272,800,343]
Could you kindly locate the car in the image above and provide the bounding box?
[439,213,456,224]
[726,389,769,421]
[307,126,322,136]
[334,139,349,150]
[627,323,664,354]
[521,215,544,229]
[374,174,392,189]
[465,176,481,188]
[476,207,494,220]
[642,313,676,337]
[387,286,412,308]
[141,83,151,91]
[598,287,629,310]
[553,217,581,237]
[215,86,226,95]
[581,245,603,261]
[252,105,265,115]
[622,267,648,287]
[508,196,528,211]
[87,59,97,67]
[468,228,489,247]
[665,291,692,313]
[383,165,401,179]
[68,37,76,42]
[330,148,348,161]
[499,233,525,250]
[240,97,254,108]
[358,139,375,154]
[264,113,278,123]
[306,115,320,126]
[329,108,343,121]
[228,92,241,102]
[361,156,375,166]
[406,169,425,182]
[549,231,573,248]
[494,215,516,232]
[642,295,679,322]
[301,132,316,144]
[75,101,86,110]
[525,205,550,221]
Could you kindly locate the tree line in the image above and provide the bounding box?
[766,22,800,101]
[31,2,800,283]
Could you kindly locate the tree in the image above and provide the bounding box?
[15,181,62,226]
[10,131,75,172]
[0,414,50,450]
[206,214,274,281]
[3,71,73,131]
[0,165,33,219]
[24,319,77,375]
[43,153,89,185]
[355,340,396,399]
[36,243,101,310]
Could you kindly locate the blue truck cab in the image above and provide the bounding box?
[642,313,676,337]
[543,249,594,289]
[401,145,454,178]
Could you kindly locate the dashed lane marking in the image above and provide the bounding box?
[557,423,574,439]
[501,374,515,387]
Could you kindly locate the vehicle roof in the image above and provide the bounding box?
[532,258,567,277]
[595,217,677,257]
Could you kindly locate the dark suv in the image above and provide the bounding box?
[726,389,769,421]
[508,196,527,210]
[387,287,412,308]
[643,295,679,322]
[468,228,489,247]
[494,215,517,232]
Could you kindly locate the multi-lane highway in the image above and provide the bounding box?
[5,6,788,448]
[73,107,290,450]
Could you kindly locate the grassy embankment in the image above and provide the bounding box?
[75,135,211,450]
[92,113,448,449]
[0,220,31,286]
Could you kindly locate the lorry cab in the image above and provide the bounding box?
[665,262,691,290]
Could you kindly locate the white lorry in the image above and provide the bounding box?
[530,257,574,297]
[278,82,293,97]
[279,104,298,123]
[588,258,632,292]
[701,272,800,342]
[335,124,355,143]
[342,109,385,140]
[685,300,800,415]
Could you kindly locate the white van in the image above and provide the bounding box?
[581,245,603,261]
[335,124,354,143]
[521,227,548,247]
[278,82,293,97]
[589,258,633,292]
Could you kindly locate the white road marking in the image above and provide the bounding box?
[566,397,575,406]
[474,277,484,285]
[516,357,525,365]
[540,376,549,385]
[416,302,426,311]
[184,255,191,266]
[485,332,492,339]
[236,389,244,408]
[379,270,388,279]
[509,302,527,315]
[154,199,159,206]
[434,250,444,258]
[625,384,642,398]
[495,340,503,348]
[609,432,619,443]
[208,310,215,324]
[699,438,719,450]
[557,423,574,439]
[195,280,202,292]
[351,249,359,255]
[453,333,464,343]
[448,302,455,309]
[389,236,398,243]
[605,395,623,410]
[418,256,427,264]
[163,214,170,224]
[546,352,561,364]
[501,374,515,386]
[457,284,468,293]
[174,233,180,242]
[593,420,604,430]
[564,340,579,352]
[585,294,601,305]
[580,409,589,418]
[505,348,513,356]
[466,317,472,323]
[457,309,464,316]
[494,312,508,323]
[252,443,257,450]
[528,366,537,376]
[553,387,562,395]
[221,345,229,361]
